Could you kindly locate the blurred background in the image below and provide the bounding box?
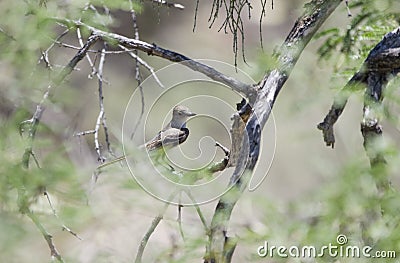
[1,0,400,262]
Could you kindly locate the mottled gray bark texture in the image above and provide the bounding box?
[318,26,400,168]
[318,26,400,248]
[205,1,343,262]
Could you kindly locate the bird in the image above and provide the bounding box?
[97,105,196,170]
[145,105,196,151]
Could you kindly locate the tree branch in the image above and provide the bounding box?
[51,18,257,103]
[44,191,82,240]
[317,71,366,148]
[21,34,100,168]
[317,24,400,251]
[135,189,181,263]
[18,34,99,262]
[359,27,400,168]
[26,210,65,262]
[206,1,343,262]
[318,27,400,149]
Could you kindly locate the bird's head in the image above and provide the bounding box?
[170,105,196,128]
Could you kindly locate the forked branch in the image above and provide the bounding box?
[206,0,343,262]
[318,27,400,154]
[51,17,257,103]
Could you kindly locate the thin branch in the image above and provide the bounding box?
[44,191,83,240]
[51,18,257,103]
[259,0,267,50]
[193,0,200,32]
[135,215,163,263]
[55,41,86,50]
[127,2,146,141]
[94,49,106,162]
[119,45,164,88]
[149,0,185,10]
[76,27,97,78]
[74,43,113,162]
[98,43,114,157]
[30,150,41,169]
[345,0,352,17]
[215,141,230,156]
[317,72,366,148]
[183,190,209,231]
[177,204,185,241]
[135,190,180,263]
[21,34,100,168]
[26,210,65,262]
[38,29,70,67]
[74,129,95,136]
[129,4,141,86]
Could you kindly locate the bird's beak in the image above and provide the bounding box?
[185,111,196,117]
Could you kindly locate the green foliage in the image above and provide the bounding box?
[1,0,400,262]
[315,0,400,79]
[248,2,400,262]
[243,151,400,262]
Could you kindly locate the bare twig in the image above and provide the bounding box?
[259,0,268,50]
[345,0,352,17]
[177,204,185,241]
[183,190,209,231]
[30,150,41,169]
[44,191,83,240]
[98,43,114,157]
[93,103,103,162]
[18,37,97,262]
[135,215,163,263]
[38,29,70,67]
[54,41,155,55]
[74,130,95,136]
[215,141,230,156]
[206,0,272,67]
[77,27,97,78]
[119,45,164,88]
[135,190,180,263]
[134,148,230,263]
[74,43,114,162]
[93,44,108,162]
[51,17,257,103]
[25,210,65,262]
[55,41,86,51]
[127,2,147,141]
[21,34,99,168]
[149,0,184,10]
[193,0,200,32]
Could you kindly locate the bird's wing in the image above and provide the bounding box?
[145,131,162,151]
[145,128,187,151]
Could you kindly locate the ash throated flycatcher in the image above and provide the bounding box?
[97,105,196,169]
